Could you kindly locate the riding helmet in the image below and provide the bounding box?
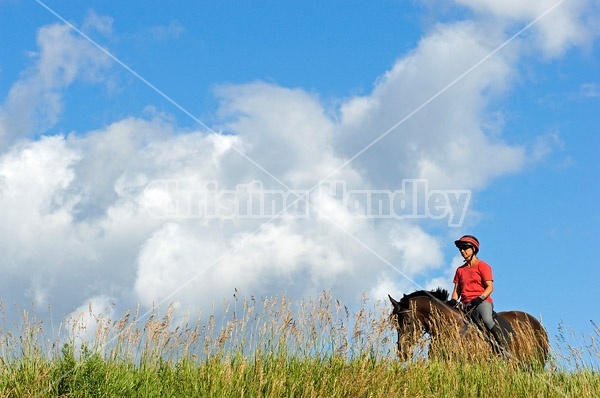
[454,235,480,254]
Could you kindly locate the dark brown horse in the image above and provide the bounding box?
[388,288,549,367]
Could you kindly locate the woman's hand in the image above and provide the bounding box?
[470,296,484,307]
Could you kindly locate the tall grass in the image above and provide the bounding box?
[0,293,597,397]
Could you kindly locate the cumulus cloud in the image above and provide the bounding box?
[1,3,597,322]
[0,137,93,306]
[0,20,112,145]
[338,21,523,191]
[66,295,115,347]
[454,0,600,57]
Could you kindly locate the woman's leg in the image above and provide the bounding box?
[475,301,495,330]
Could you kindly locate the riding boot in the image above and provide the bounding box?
[490,325,509,357]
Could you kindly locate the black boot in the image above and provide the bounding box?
[489,325,509,358]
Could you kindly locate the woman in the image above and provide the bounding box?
[449,235,506,350]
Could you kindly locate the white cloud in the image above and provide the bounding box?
[0,22,112,144]
[66,295,115,347]
[531,132,565,162]
[82,10,114,36]
[576,83,600,99]
[150,20,185,40]
[0,19,522,318]
[0,136,81,266]
[215,82,353,188]
[390,224,444,274]
[454,0,600,57]
[338,21,524,191]
[1,2,596,322]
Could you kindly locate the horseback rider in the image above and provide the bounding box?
[447,235,507,353]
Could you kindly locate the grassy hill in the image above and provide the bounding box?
[0,293,597,397]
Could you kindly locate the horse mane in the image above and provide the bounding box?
[400,287,449,307]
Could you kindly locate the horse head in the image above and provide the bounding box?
[389,294,410,327]
[388,293,420,361]
[389,288,454,361]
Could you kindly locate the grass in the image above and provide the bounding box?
[0,292,597,397]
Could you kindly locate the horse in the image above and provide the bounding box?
[388,288,549,367]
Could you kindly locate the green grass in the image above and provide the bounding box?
[0,293,597,397]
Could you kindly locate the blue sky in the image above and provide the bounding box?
[1,0,599,363]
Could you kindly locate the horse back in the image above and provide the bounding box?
[497,310,549,364]
[497,311,544,331]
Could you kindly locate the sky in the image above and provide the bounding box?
[1,0,599,361]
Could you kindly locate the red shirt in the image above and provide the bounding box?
[453,260,494,304]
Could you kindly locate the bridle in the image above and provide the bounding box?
[391,307,413,331]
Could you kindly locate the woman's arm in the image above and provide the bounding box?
[480,280,494,300]
[451,282,460,301]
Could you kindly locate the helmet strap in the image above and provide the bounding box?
[466,252,476,264]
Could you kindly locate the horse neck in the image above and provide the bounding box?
[410,297,434,327]
[410,296,456,333]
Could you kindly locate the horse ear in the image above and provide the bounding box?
[388,294,399,307]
